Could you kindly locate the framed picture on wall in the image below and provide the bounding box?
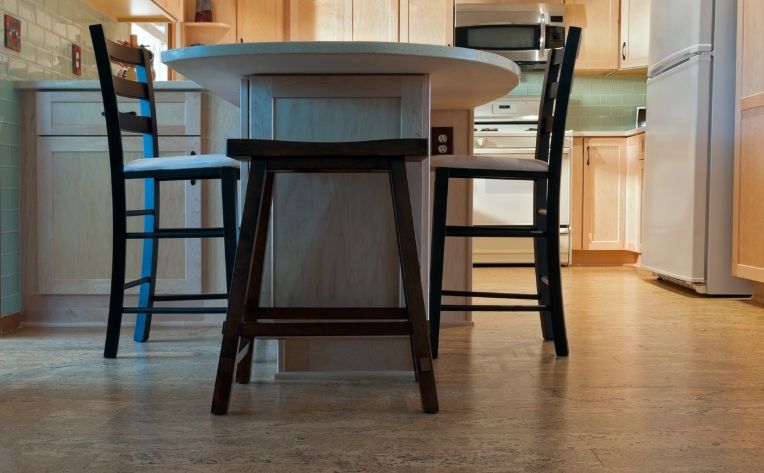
[4,15,20,52]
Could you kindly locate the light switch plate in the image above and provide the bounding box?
[431,127,453,155]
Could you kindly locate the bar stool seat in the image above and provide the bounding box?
[211,138,439,416]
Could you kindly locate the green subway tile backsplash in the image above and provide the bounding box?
[510,72,647,131]
[0,1,128,315]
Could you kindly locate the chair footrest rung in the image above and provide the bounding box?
[442,290,539,300]
[124,277,151,289]
[240,321,412,338]
[153,293,228,302]
[122,306,227,314]
[243,307,408,321]
[126,209,156,217]
[126,228,225,239]
[440,304,550,312]
[445,225,546,238]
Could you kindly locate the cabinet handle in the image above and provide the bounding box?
[190,151,197,185]
[586,145,590,165]
[622,42,627,61]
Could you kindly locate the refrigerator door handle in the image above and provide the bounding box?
[648,44,712,78]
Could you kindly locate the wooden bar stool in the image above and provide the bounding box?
[211,139,438,415]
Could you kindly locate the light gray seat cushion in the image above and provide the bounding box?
[124,154,240,172]
[431,154,549,172]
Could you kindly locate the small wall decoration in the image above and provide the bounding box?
[72,44,81,76]
[4,14,20,52]
[195,0,212,22]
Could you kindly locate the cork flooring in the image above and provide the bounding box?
[2,266,764,472]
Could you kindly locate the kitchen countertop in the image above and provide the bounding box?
[572,128,645,138]
[14,80,204,90]
[161,41,521,109]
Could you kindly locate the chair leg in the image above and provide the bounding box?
[134,178,160,343]
[389,159,439,414]
[532,178,554,341]
[545,226,569,356]
[534,236,554,341]
[220,169,239,292]
[212,161,269,415]
[236,172,273,384]
[428,168,450,358]
[105,228,127,359]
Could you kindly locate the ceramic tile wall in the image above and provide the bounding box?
[510,72,647,131]
[0,0,127,315]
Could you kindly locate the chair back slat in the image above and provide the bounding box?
[105,38,146,65]
[113,75,150,100]
[118,112,153,134]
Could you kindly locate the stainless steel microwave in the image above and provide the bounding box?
[454,3,566,67]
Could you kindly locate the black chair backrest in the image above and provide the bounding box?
[90,24,160,177]
[534,27,581,221]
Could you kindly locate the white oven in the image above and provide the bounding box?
[473,97,572,265]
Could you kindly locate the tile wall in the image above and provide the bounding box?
[0,0,127,316]
[510,72,648,131]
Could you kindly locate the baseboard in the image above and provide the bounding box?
[0,312,22,335]
[572,250,640,266]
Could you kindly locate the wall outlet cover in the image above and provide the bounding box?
[4,15,20,53]
[431,127,454,155]
[72,44,81,76]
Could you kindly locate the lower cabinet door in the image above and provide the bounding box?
[582,137,627,250]
[36,136,203,295]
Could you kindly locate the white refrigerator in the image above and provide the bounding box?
[642,0,751,295]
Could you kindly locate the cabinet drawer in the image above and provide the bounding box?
[36,91,202,136]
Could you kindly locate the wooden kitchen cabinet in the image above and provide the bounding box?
[24,90,205,296]
[400,0,455,46]
[288,0,399,42]
[565,0,620,71]
[575,133,643,256]
[582,137,626,249]
[619,0,650,69]
[237,0,286,42]
[732,0,764,283]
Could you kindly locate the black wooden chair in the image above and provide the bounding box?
[90,24,240,358]
[429,27,582,358]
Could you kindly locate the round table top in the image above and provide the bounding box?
[161,41,521,110]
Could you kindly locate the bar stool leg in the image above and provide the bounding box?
[236,172,274,384]
[388,159,439,414]
[212,161,269,415]
[428,168,450,358]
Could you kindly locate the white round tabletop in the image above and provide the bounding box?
[161,41,521,110]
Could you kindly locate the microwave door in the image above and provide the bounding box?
[455,24,543,62]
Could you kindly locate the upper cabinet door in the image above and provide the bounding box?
[566,0,620,71]
[353,0,398,41]
[619,0,649,69]
[238,0,285,42]
[289,0,352,40]
[401,0,455,46]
